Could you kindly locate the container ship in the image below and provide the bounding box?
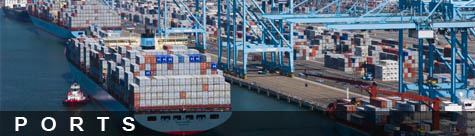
[326,85,475,136]
[65,26,232,135]
[2,0,30,22]
[27,0,121,39]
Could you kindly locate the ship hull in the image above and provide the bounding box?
[29,15,84,39]
[67,62,232,134]
[2,8,30,22]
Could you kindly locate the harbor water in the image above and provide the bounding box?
[0,11,345,135]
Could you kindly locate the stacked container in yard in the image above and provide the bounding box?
[354,45,366,56]
[294,45,312,60]
[324,53,372,73]
[424,59,462,75]
[324,54,353,72]
[374,60,398,81]
[458,104,475,135]
[66,35,231,111]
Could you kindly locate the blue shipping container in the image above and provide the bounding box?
[161,56,167,63]
[145,70,151,76]
[195,55,201,62]
[177,54,184,63]
[200,54,207,63]
[189,55,195,63]
[167,56,173,63]
[211,62,217,70]
[155,55,162,63]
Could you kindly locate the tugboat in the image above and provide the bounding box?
[63,82,88,106]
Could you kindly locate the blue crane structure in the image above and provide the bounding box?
[260,0,475,103]
[217,0,298,79]
[156,0,208,52]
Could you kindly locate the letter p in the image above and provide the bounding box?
[15,117,27,131]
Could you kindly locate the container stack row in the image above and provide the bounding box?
[28,0,121,31]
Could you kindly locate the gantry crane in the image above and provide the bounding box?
[217,0,297,79]
[261,0,475,103]
[156,0,207,52]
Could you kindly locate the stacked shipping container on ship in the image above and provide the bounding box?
[65,27,231,134]
[27,0,121,39]
[65,0,121,30]
[330,96,452,135]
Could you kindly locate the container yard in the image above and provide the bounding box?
[3,0,475,135]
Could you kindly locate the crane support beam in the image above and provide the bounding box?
[284,16,425,23]
[326,23,416,30]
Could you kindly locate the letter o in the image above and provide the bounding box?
[41,117,56,131]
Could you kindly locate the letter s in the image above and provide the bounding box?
[122,117,135,131]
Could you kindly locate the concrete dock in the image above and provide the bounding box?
[223,73,368,111]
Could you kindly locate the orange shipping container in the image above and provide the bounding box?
[201,70,207,75]
[134,93,140,108]
[202,84,208,91]
[370,98,387,108]
[200,62,207,70]
[180,92,186,99]
[134,72,139,77]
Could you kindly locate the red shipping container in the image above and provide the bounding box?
[201,70,206,75]
[168,63,173,70]
[211,70,217,75]
[151,64,156,71]
[206,62,211,69]
[145,56,151,64]
[140,64,145,70]
[152,71,157,76]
